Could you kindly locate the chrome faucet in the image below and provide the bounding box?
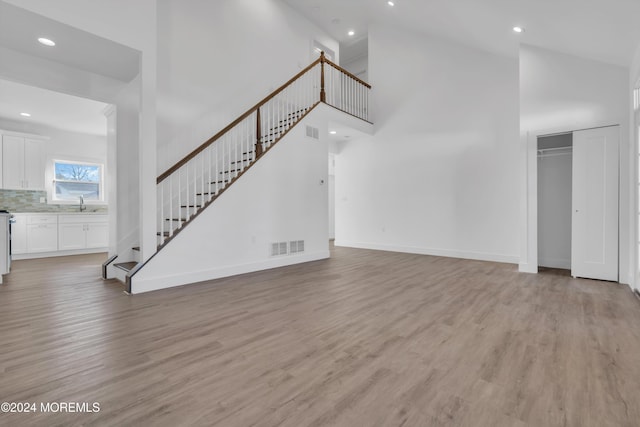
[79,195,86,212]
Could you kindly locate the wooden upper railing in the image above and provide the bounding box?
[155,53,371,246]
[158,53,370,184]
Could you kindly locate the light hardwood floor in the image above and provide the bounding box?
[1,247,639,426]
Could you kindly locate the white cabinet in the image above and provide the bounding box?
[2,135,44,190]
[58,215,108,250]
[11,214,27,255]
[58,223,86,250]
[26,215,58,253]
[11,214,108,257]
[85,223,109,248]
[24,139,44,190]
[3,135,23,189]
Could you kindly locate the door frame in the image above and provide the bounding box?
[520,123,620,276]
[633,99,640,291]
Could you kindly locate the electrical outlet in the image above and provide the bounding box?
[39,197,46,203]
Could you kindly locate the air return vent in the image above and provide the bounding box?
[306,125,319,140]
[289,240,305,254]
[270,242,288,257]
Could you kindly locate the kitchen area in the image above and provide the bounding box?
[0,79,110,284]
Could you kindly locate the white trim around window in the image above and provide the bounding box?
[50,159,106,204]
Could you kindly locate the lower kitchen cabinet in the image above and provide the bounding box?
[85,223,109,248]
[11,215,27,254]
[58,215,109,250]
[11,213,108,258]
[26,214,58,253]
[27,224,58,253]
[57,223,85,250]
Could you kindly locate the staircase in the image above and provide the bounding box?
[106,52,371,293]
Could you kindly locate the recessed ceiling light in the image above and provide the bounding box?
[38,37,56,46]
[513,26,524,33]
[388,1,395,6]
[330,131,337,135]
[348,30,355,37]
[20,112,31,117]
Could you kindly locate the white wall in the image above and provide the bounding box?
[156,0,339,173]
[0,46,127,104]
[342,56,368,82]
[334,24,520,263]
[132,109,330,293]
[3,0,154,51]
[113,77,141,260]
[519,44,630,281]
[630,43,640,291]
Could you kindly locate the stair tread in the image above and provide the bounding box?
[114,261,138,272]
[271,123,292,130]
[285,108,307,117]
[166,218,188,221]
[181,205,202,208]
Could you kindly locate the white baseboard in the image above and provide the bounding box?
[518,262,538,274]
[334,240,519,264]
[131,250,330,294]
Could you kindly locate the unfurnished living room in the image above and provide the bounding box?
[1,0,640,426]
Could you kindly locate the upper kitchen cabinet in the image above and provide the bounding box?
[2,134,45,190]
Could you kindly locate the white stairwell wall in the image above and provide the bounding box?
[156,0,339,173]
[131,110,330,293]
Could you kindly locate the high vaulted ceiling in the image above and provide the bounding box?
[283,0,640,67]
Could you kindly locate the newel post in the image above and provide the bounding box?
[256,107,263,156]
[320,51,326,103]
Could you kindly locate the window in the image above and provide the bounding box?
[52,160,104,202]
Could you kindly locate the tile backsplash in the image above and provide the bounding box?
[0,189,108,213]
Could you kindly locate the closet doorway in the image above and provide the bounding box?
[537,125,619,281]
[537,133,573,270]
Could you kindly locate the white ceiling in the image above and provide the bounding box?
[0,1,137,137]
[0,79,108,136]
[283,0,640,67]
[0,1,140,82]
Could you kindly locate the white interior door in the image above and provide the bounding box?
[571,126,619,281]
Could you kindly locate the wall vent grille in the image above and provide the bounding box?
[306,125,319,140]
[290,240,305,254]
[271,242,288,257]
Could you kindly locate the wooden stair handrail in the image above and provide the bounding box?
[157,52,371,184]
[157,57,322,184]
[323,58,372,89]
